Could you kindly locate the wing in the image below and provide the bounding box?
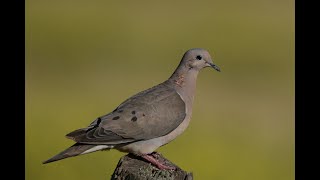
[66,81,186,145]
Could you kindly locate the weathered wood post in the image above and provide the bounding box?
[111,153,193,180]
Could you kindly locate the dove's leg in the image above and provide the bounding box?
[141,153,176,170]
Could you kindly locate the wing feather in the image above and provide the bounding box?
[66,81,185,145]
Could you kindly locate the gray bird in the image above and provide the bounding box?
[43,48,220,170]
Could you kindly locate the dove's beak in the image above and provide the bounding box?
[208,62,221,72]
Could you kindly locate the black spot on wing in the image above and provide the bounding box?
[112,116,120,120]
[131,116,137,122]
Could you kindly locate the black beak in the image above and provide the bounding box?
[208,63,221,72]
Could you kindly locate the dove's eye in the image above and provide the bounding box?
[196,55,202,60]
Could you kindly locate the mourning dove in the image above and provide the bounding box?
[43,48,220,170]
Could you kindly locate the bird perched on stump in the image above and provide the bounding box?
[43,48,220,170]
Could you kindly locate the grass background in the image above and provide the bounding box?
[26,0,294,179]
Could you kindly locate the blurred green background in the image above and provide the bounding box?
[26,0,294,179]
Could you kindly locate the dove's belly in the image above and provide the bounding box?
[116,112,192,155]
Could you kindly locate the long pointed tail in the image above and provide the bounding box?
[43,143,97,164]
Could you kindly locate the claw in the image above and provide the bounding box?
[141,153,176,170]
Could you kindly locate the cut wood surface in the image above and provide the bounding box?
[111,153,193,180]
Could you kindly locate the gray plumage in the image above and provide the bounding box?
[43,143,95,164]
[43,48,220,164]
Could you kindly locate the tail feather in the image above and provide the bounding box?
[43,143,97,164]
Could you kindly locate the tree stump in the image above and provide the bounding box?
[111,153,193,180]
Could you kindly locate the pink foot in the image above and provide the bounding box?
[141,153,176,170]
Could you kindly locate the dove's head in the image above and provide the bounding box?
[181,48,220,72]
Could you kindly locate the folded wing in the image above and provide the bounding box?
[66,81,186,145]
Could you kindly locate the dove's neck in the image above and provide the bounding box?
[168,65,199,106]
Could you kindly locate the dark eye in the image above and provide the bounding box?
[196,55,202,60]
